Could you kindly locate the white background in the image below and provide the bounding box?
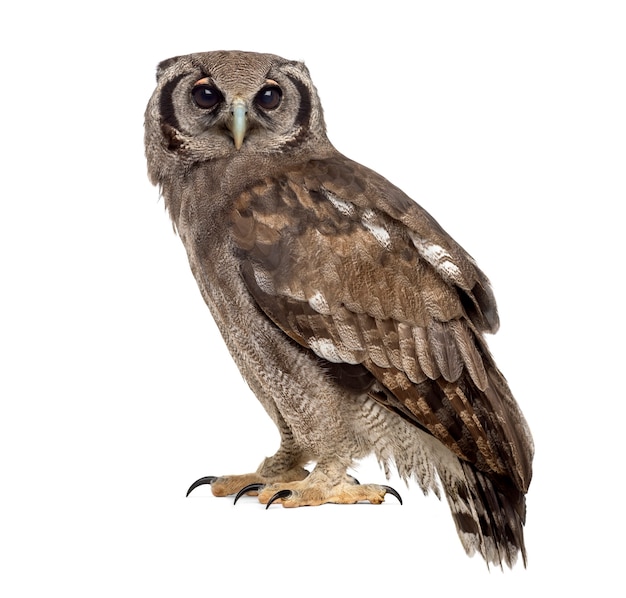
[2,1,624,595]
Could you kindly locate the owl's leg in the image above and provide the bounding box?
[254,459,402,507]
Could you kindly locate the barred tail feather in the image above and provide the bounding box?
[439,458,527,568]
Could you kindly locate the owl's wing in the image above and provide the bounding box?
[231,155,533,495]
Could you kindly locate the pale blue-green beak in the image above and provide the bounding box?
[229,98,248,150]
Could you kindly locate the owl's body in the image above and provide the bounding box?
[145,51,533,568]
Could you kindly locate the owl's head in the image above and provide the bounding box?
[145,50,329,185]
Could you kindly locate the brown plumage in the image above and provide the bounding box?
[144,50,534,568]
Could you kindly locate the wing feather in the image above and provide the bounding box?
[449,319,489,391]
[413,325,441,380]
[428,320,464,383]
[358,312,391,368]
[397,322,428,384]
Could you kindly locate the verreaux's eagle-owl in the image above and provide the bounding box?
[144,50,534,568]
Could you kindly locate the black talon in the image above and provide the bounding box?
[186,476,217,497]
[349,476,360,485]
[233,483,265,505]
[266,489,292,509]
[382,485,403,505]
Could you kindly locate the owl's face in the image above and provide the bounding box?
[145,51,329,185]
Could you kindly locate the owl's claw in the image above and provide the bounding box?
[382,485,403,505]
[233,483,265,505]
[186,476,218,497]
[266,489,293,509]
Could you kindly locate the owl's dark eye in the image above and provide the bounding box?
[192,85,223,110]
[255,85,282,110]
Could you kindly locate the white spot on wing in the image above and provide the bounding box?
[309,337,343,363]
[438,260,463,279]
[253,267,275,293]
[410,234,463,281]
[361,209,392,248]
[308,291,331,314]
[421,242,448,261]
[324,190,356,216]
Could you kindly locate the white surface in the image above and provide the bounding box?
[2,1,624,595]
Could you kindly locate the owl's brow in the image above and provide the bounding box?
[189,55,210,75]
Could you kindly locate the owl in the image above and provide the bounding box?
[144,51,533,568]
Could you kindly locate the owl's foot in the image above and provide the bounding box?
[186,467,309,498]
[256,477,402,507]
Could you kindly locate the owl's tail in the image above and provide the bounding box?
[439,459,528,569]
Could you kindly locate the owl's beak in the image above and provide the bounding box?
[229,98,248,150]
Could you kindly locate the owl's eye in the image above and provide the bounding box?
[255,85,282,110]
[192,85,223,110]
